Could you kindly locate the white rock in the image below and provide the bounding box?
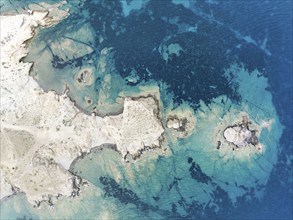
[165,103,196,140]
[223,126,252,147]
[102,97,164,158]
[0,5,111,205]
[166,118,180,129]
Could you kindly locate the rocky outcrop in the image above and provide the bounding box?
[102,96,164,158]
[223,116,259,148]
[0,4,111,205]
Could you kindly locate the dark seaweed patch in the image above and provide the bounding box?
[99,176,150,211]
[99,176,182,218]
[188,160,212,184]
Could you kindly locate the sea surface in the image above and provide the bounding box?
[0,0,292,219]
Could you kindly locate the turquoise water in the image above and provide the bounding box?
[1,0,292,219]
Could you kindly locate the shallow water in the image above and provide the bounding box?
[1,0,292,219]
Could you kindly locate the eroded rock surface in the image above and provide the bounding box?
[165,103,196,140]
[102,97,164,158]
[223,116,259,148]
[0,7,168,204]
[0,4,111,205]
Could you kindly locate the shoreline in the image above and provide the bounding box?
[0,4,168,204]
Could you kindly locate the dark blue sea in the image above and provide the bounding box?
[0,0,292,219]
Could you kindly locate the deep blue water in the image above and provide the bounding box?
[76,3,293,218]
[66,0,293,218]
[184,2,293,219]
[1,0,292,219]
[206,1,293,219]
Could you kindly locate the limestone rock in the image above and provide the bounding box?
[102,97,164,158]
[0,4,111,205]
